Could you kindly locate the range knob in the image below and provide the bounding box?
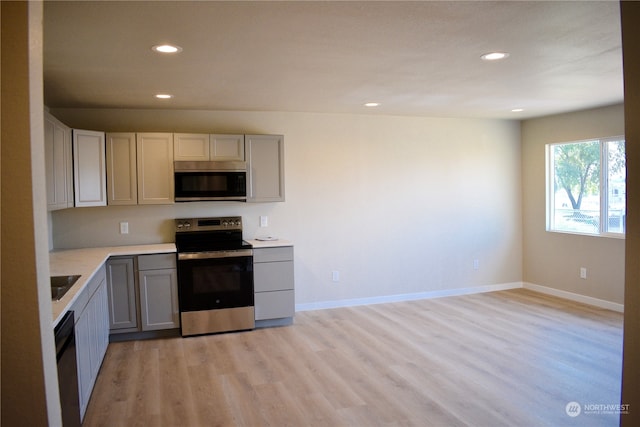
[235,220,241,226]
[222,221,229,227]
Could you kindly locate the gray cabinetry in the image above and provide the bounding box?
[44,111,73,210]
[245,134,285,202]
[106,132,174,205]
[138,254,179,331]
[69,265,109,421]
[106,132,138,205]
[105,257,137,331]
[174,133,245,161]
[106,253,179,334]
[254,246,294,321]
[72,129,107,207]
[136,133,174,205]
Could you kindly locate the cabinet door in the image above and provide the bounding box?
[94,282,110,370]
[245,134,285,202]
[106,257,138,330]
[75,272,109,421]
[106,133,137,205]
[75,307,92,419]
[73,129,107,207]
[45,112,73,210]
[136,133,174,204]
[211,134,245,161]
[174,133,210,161]
[138,268,179,331]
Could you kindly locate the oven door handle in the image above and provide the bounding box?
[178,249,253,260]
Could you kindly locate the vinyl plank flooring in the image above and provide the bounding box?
[82,289,623,427]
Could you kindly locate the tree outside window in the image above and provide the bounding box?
[547,137,626,236]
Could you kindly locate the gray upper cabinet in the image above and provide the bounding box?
[174,133,245,161]
[211,134,245,161]
[73,129,107,207]
[136,133,174,205]
[106,133,138,205]
[173,133,209,161]
[245,134,285,202]
[44,111,73,210]
[106,132,175,205]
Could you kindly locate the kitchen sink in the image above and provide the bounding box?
[51,275,80,301]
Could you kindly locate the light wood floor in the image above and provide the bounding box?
[83,289,623,427]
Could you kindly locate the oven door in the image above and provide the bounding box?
[177,250,254,312]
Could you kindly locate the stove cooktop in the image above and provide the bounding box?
[174,216,251,252]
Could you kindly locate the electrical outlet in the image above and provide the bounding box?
[580,267,587,279]
[260,216,268,227]
[120,222,129,234]
[473,259,480,270]
[332,271,340,282]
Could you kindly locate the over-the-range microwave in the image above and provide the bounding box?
[174,161,247,202]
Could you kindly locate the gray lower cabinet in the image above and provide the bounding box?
[138,254,179,331]
[106,253,179,334]
[254,246,295,320]
[70,265,109,421]
[105,257,137,330]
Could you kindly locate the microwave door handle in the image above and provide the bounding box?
[246,143,254,200]
[247,166,254,200]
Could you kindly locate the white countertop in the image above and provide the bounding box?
[50,240,292,326]
[50,243,176,326]
[248,238,294,248]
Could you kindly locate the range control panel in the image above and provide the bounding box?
[175,216,242,232]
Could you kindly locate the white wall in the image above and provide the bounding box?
[50,108,522,306]
[521,103,625,305]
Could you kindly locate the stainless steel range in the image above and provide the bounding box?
[175,216,254,336]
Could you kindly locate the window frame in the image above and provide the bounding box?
[545,136,626,238]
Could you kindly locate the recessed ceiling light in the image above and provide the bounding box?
[481,52,509,61]
[511,108,524,112]
[155,94,173,99]
[152,44,182,54]
[364,102,380,107]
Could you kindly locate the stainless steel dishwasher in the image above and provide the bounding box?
[55,311,81,427]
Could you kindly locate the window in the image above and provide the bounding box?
[546,136,626,236]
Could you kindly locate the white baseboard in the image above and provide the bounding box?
[295,282,523,312]
[295,281,624,313]
[522,282,624,313]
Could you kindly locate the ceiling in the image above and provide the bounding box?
[43,1,623,120]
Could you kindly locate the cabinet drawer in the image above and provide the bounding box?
[253,246,293,263]
[254,261,294,292]
[255,290,295,320]
[70,266,106,318]
[138,253,176,270]
[70,286,90,320]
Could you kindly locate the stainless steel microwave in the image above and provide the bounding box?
[174,161,247,202]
